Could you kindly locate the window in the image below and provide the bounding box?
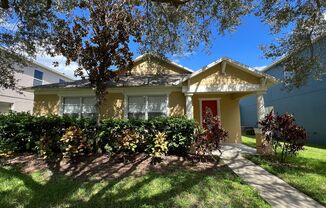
[59,79,65,84]
[127,95,167,119]
[62,97,97,118]
[33,70,43,86]
[148,96,167,119]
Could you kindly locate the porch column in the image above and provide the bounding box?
[256,92,266,124]
[255,91,272,155]
[185,93,193,119]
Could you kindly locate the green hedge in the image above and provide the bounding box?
[0,112,197,156]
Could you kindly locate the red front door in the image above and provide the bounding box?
[201,100,218,125]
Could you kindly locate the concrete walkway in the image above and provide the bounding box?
[214,144,325,208]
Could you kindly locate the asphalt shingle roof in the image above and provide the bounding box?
[30,74,188,90]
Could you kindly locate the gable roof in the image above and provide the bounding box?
[130,53,193,74]
[26,56,279,91]
[184,57,278,84]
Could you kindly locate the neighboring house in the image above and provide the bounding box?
[240,38,326,144]
[27,54,277,144]
[0,60,73,113]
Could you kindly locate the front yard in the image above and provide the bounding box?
[242,135,326,206]
[0,154,269,208]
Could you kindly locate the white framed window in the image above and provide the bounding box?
[33,70,43,86]
[62,96,97,118]
[127,95,167,119]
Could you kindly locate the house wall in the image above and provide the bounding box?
[33,94,60,115]
[169,91,185,116]
[0,62,72,114]
[189,64,260,87]
[240,37,326,145]
[100,92,125,119]
[193,93,241,143]
[119,59,191,75]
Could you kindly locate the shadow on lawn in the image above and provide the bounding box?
[1,154,253,208]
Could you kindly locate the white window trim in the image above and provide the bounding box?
[199,98,221,126]
[60,96,96,118]
[124,94,169,119]
[33,70,44,86]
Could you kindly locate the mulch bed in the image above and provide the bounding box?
[0,153,223,181]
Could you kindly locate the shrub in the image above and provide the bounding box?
[0,112,35,152]
[116,129,144,153]
[99,117,196,156]
[60,126,91,157]
[146,117,196,155]
[194,109,228,157]
[0,112,198,158]
[148,132,168,159]
[259,111,308,162]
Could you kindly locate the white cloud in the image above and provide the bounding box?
[254,65,267,71]
[171,51,196,63]
[35,54,78,79]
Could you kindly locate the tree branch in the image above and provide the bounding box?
[150,0,190,6]
[1,0,9,9]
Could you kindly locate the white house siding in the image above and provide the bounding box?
[0,63,73,113]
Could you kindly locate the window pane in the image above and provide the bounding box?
[34,70,43,80]
[128,112,145,119]
[82,97,97,118]
[128,96,146,113]
[148,112,166,119]
[63,97,80,115]
[33,79,42,86]
[59,79,65,83]
[148,96,167,116]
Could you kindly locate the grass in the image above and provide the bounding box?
[242,135,326,206]
[241,135,256,149]
[0,164,270,208]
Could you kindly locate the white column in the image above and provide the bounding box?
[256,92,266,126]
[185,93,193,119]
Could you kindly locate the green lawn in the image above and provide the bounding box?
[0,164,269,208]
[242,135,326,206]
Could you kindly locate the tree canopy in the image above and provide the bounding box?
[0,0,325,92]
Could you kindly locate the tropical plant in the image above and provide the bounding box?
[60,126,90,157]
[194,108,228,157]
[149,131,169,159]
[117,129,144,154]
[259,111,308,162]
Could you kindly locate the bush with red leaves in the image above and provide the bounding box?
[194,108,228,157]
[259,111,308,162]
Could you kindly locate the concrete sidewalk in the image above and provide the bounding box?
[214,144,325,208]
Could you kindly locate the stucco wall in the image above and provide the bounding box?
[100,92,124,119]
[169,91,185,116]
[193,93,241,143]
[0,63,72,114]
[189,64,260,87]
[119,60,190,75]
[33,94,60,115]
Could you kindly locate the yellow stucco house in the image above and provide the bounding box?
[29,54,277,144]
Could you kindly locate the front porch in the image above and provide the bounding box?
[183,91,268,146]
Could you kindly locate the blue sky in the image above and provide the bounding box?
[166,15,275,71]
[36,14,277,78]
